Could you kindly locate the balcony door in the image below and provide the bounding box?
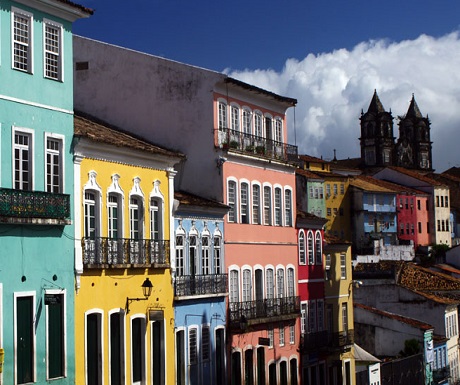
[131,317,146,385]
[255,270,264,317]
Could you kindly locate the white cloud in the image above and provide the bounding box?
[229,32,460,172]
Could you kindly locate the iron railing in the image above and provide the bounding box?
[229,296,300,324]
[82,237,170,266]
[175,274,228,297]
[432,366,450,383]
[0,188,70,219]
[329,329,354,348]
[215,128,298,162]
[301,330,330,351]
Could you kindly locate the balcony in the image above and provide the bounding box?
[329,330,354,350]
[215,128,298,163]
[229,296,300,329]
[174,274,228,298]
[0,188,71,225]
[301,330,330,351]
[432,366,450,383]
[82,237,170,268]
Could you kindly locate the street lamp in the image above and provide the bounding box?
[125,277,153,314]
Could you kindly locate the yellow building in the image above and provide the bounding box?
[73,114,184,385]
[324,235,356,385]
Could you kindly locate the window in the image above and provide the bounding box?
[254,112,263,137]
[315,233,322,265]
[325,254,331,280]
[405,198,409,209]
[289,325,295,345]
[150,198,162,240]
[202,326,210,361]
[242,269,252,302]
[266,268,274,299]
[309,187,314,199]
[277,268,285,298]
[84,191,97,240]
[231,105,240,131]
[189,328,197,365]
[46,136,63,193]
[418,222,422,234]
[441,196,444,207]
[228,180,237,222]
[109,311,125,385]
[326,184,331,196]
[307,232,314,265]
[287,268,295,297]
[44,21,62,80]
[130,196,143,240]
[201,235,210,275]
[411,224,415,235]
[400,223,404,235]
[279,325,285,346]
[242,109,252,135]
[14,130,33,190]
[108,194,122,239]
[438,220,441,232]
[47,292,65,379]
[264,186,272,225]
[86,312,102,385]
[342,303,348,333]
[417,200,421,210]
[241,183,249,224]
[252,185,261,224]
[274,187,282,226]
[333,184,338,195]
[189,235,197,275]
[317,300,324,331]
[13,8,33,72]
[268,328,274,348]
[229,270,239,303]
[274,119,282,142]
[285,189,292,226]
[406,223,410,235]
[218,101,227,129]
[176,234,185,276]
[213,235,221,274]
[333,208,338,216]
[319,187,324,199]
[301,303,307,334]
[340,184,345,195]
[446,196,449,207]
[327,208,331,216]
[308,301,316,332]
[340,253,346,279]
[436,196,440,207]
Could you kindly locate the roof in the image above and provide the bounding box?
[298,154,328,164]
[443,167,460,178]
[56,0,93,14]
[366,90,386,115]
[324,233,352,245]
[332,157,363,170]
[404,95,423,119]
[174,191,229,210]
[296,210,328,228]
[224,77,297,106]
[350,175,398,193]
[353,343,381,363]
[311,170,348,179]
[74,113,185,159]
[370,177,428,196]
[295,169,323,180]
[354,302,434,331]
[384,167,444,187]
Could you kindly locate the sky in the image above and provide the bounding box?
[74,1,460,172]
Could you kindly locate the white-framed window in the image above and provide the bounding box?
[218,101,227,129]
[307,232,314,265]
[340,253,347,279]
[274,187,282,226]
[325,254,331,280]
[274,118,282,142]
[317,299,324,331]
[108,193,122,239]
[189,327,198,365]
[228,180,237,223]
[45,135,63,193]
[201,232,210,275]
[254,112,263,137]
[150,198,162,240]
[46,290,66,379]
[299,231,306,265]
[279,325,285,346]
[315,232,322,265]
[242,108,252,135]
[266,268,274,299]
[242,269,252,302]
[189,232,198,275]
[341,303,348,333]
[14,128,33,190]
[84,191,98,240]
[308,301,316,333]
[44,20,62,81]
[213,233,222,274]
[301,303,307,335]
[12,8,33,73]
[268,328,274,348]
[276,268,285,298]
[175,227,185,276]
[289,324,295,344]
[129,196,143,241]
[264,186,272,225]
[202,325,210,362]
[229,269,239,303]
[231,105,240,132]
[252,184,261,224]
[240,182,249,224]
[285,189,292,226]
[287,268,295,297]
[333,184,338,195]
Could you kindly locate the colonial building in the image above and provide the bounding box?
[73,114,184,385]
[0,1,91,384]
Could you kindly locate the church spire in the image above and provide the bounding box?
[367,89,386,114]
[405,94,423,119]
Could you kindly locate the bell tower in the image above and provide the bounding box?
[360,90,395,167]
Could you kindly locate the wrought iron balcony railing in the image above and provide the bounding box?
[215,128,298,162]
[174,274,228,297]
[82,237,170,267]
[0,188,70,223]
[329,329,354,349]
[432,366,450,382]
[301,330,330,351]
[229,296,300,326]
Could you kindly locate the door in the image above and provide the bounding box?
[255,270,264,317]
[87,313,102,385]
[17,296,34,384]
[131,318,145,385]
[151,321,164,385]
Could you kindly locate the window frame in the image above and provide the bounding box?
[298,231,306,265]
[274,186,282,226]
[252,183,261,225]
[218,100,228,130]
[231,104,240,132]
[340,253,347,280]
[307,231,314,265]
[12,7,34,73]
[13,127,34,191]
[227,179,238,223]
[213,231,222,274]
[240,181,250,224]
[263,185,272,226]
[315,231,322,265]
[175,227,186,276]
[43,19,63,81]
[201,231,210,275]
[44,133,64,193]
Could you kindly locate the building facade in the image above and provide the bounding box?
[0,2,91,384]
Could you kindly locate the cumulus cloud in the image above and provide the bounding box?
[228,33,460,172]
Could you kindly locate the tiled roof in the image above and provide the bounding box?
[174,191,229,210]
[56,0,93,14]
[74,113,185,159]
[443,167,460,178]
[386,166,444,187]
[350,175,397,193]
[311,170,348,179]
[332,157,362,170]
[370,177,428,195]
[298,154,328,164]
[354,303,433,331]
[324,233,351,245]
[296,210,328,228]
[295,169,322,179]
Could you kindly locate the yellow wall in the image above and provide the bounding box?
[324,177,352,241]
[75,157,175,385]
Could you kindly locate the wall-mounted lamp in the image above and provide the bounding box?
[125,278,153,314]
[348,279,363,294]
[216,156,227,174]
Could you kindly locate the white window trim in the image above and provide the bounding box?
[284,187,293,227]
[227,177,238,223]
[149,180,165,241]
[84,309,104,385]
[242,107,253,135]
[230,103,241,132]
[129,177,145,240]
[274,117,283,143]
[44,132,65,193]
[11,7,34,73]
[14,291,37,384]
[43,18,63,81]
[251,181,262,225]
[45,289,67,380]
[12,126,35,190]
[265,265,275,300]
[298,230,306,265]
[130,315,147,385]
[253,110,263,138]
[276,265,285,299]
[315,231,322,265]
[201,227,211,275]
[240,179,250,224]
[273,184,283,227]
[286,265,296,297]
[213,225,223,274]
[228,265,240,303]
[263,183,273,226]
[83,171,103,238]
[242,265,253,302]
[108,308,126,385]
[107,174,124,239]
[307,230,314,265]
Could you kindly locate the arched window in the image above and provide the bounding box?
[213,232,222,274]
[315,232,322,264]
[240,182,249,224]
[299,232,306,265]
[228,180,237,223]
[277,268,285,298]
[274,187,282,226]
[266,268,274,299]
[201,228,210,275]
[307,232,314,265]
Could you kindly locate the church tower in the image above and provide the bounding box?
[395,95,433,171]
[360,90,395,167]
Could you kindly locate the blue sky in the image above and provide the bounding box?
[74,1,460,171]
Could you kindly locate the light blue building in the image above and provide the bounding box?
[173,191,229,385]
[0,1,91,383]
